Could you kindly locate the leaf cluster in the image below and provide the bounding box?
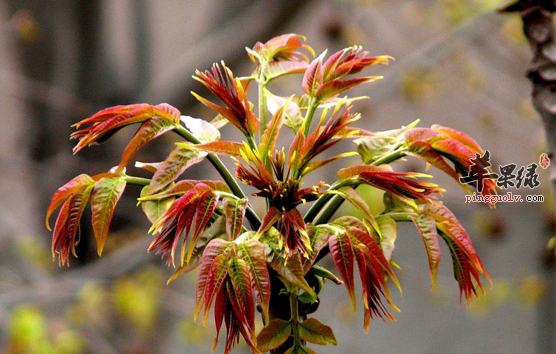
[46,34,494,354]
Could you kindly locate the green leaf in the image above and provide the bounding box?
[284,344,318,354]
[256,319,292,353]
[331,215,366,230]
[264,60,308,81]
[224,198,248,240]
[355,121,418,164]
[269,252,316,301]
[309,265,343,285]
[146,145,205,195]
[412,214,441,289]
[140,185,175,224]
[116,118,177,173]
[181,115,220,143]
[266,91,303,130]
[90,176,126,255]
[299,318,337,346]
[383,192,418,213]
[376,215,397,262]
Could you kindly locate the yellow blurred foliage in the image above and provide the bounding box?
[6,305,85,354]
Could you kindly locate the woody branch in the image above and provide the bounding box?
[500,2,556,353]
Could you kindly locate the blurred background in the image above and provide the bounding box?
[1,0,555,353]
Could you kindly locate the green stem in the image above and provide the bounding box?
[122,175,151,186]
[304,180,355,223]
[258,75,268,137]
[303,97,318,137]
[173,125,261,229]
[246,134,258,152]
[313,195,344,225]
[304,194,334,223]
[371,149,407,166]
[383,211,415,222]
[309,149,406,225]
[290,287,302,347]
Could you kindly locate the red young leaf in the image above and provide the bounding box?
[194,239,233,320]
[405,126,497,198]
[347,227,400,291]
[224,198,248,240]
[193,62,259,135]
[355,168,444,203]
[116,117,177,173]
[238,239,271,324]
[259,103,285,159]
[142,179,230,201]
[148,183,218,266]
[322,47,392,81]
[51,184,94,266]
[250,33,313,63]
[46,174,95,230]
[228,258,256,336]
[90,176,127,256]
[177,140,243,157]
[186,190,219,264]
[328,221,400,329]
[302,56,323,96]
[315,76,382,101]
[203,253,232,324]
[72,103,180,153]
[329,233,356,310]
[337,164,391,181]
[224,280,261,354]
[423,203,490,305]
[412,214,441,289]
[146,144,205,195]
[431,124,483,153]
[257,207,282,236]
[168,216,226,284]
[407,140,460,180]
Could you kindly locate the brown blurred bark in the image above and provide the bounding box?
[500,2,556,353]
